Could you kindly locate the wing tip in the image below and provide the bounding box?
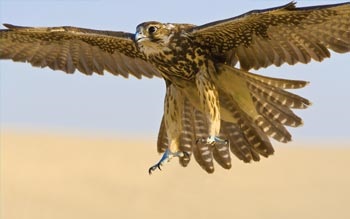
[3,23,13,29]
[3,23,18,29]
[2,23,30,30]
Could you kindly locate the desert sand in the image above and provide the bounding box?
[1,130,350,219]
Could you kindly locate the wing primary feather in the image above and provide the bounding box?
[30,43,53,68]
[11,43,38,62]
[91,46,105,75]
[47,44,62,71]
[191,2,350,70]
[0,24,160,78]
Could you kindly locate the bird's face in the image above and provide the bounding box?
[135,22,176,58]
[135,21,175,45]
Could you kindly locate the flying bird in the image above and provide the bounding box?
[0,2,349,174]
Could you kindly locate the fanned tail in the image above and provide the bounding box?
[214,64,310,161]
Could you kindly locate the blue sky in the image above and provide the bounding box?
[0,0,349,141]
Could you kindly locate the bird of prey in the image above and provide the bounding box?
[0,2,349,174]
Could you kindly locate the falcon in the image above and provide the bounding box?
[0,2,349,174]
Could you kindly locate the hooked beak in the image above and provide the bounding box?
[135,32,147,42]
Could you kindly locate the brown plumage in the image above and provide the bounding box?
[1,2,349,173]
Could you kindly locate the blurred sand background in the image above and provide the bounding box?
[1,130,350,219]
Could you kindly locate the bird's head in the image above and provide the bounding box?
[135,21,175,45]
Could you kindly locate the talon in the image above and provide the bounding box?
[148,149,186,175]
[148,166,156,175]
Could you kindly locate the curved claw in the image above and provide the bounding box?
[148,163,162,175]
[148,149,188,175]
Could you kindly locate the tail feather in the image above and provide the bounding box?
[244,71,309,89]
[250,150,261,162]
[192,109,215,173]
[192,109,234,172]
[254,115,292,143]
[240,122,274,157]
[221,94,275,157]
[192,141,214,173]
[247,79,311,109]
[212,145,232,169]
[221,121,256,163]
[251,92,304,127]
[178,99,195,167]
[157,117,168,153]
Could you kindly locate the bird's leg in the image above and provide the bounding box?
[197,136,228,146]
[148,149,189,174]
[149,83,186,174]
[195,66,227,145]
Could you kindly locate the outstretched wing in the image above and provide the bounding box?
[190,2,350,70]
[0,24,161,78]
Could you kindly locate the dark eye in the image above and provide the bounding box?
[148,26,157,34]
